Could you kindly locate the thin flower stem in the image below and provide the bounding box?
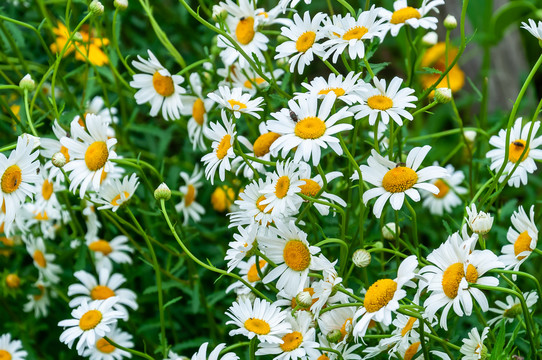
[407,127,488,142]
[320,57,340,75]
[490,269,542,301]
[367,247,408,258]
[103,337,155,360]
[220,341,250,355]
[404,199,421,260]
[363,57,375,78]
[0,85,22,92]
[249,337,257,360]
[411,100,438,118]
[23,89,38,137]
[336,286,364,302]
[336,0,356,16]
[320,302,364,315]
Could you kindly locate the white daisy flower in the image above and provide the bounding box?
[40,119,72,181]
[486,118,542,187]
[232,122,278,179]
[24,281,53,318]
[256,311,320,360]
[380,0,444,37]
[275,12,327,74]
[322,7,388,63]
[277,0,311,12]
[33,166,63,215]
[498,205,538,279]
[80,325,134,360]
[189,342,239,360]
[208,86,263,119]
[353,255,418,340]
[225,224,259,272]
[24,236,62,284]
[310,259,344,316]
[521,19,542,41]
[259,159,304,217]
[0,333,27,360]
[84,202,102,239]
[465,204,493,235]
[226,256,269,294]
[373,312,431,357]
[0,135,40,226]
[201,110,237,184]
[459,327,489,360]
[419,230,503,330]
[86,235,134,272]
[130,50,185,120]
[259,220,325,296]
[298,162,346,216]
[352,76,417,126]
[223,65,284,94]
[226,297,291,344]
[318,306,357,344]
[68,268,138,320]
[180,73,215,151]
[85,96,119,125]
[422,163,467,216]
[95,174,139,212]
[175,166,205,225]
[296,71,365,105]
[488,291,538,326]
[58,297,124,353]
[358,146,448,218]
[268,93,353,166]
[318,337,363,360]
[60,114,118,198]
[217,0,269,68]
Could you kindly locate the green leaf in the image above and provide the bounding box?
[490,321,506,360]
[162,296,183,310]
[490,1,537,43]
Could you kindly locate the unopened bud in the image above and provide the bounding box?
[19,74,35,92]
[212,5,227,21]
[276,57,288,67]
[236,291,256,304]
[444,15,457,30]
[154,182,171,201]
[352,249,371,268]
[435,87,452,104]
[463,130,477,144]
[382,222,400,240]
[326,329,342,343]
[466,204,493,235]
[73,32,84,42]
[89,0,104,16]
[422,31,438,46]
[296,291,313,308]
[52,152,67,168]
[114,0,128,10]
[6,273,20,289]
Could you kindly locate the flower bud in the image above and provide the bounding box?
[465,204,493,235]
[154,183,171,201]
[212,5,227,21]
[326,329,342,343]
[463,130,476,143]
[89,0,104,16]
[19,74,35,92]
[6,273,20,289]
[114,0,128,10]
[52,152,67,168]
[296,290,313,308]
[73,32,84,42]
[444,15,457,30]
[422,31,438,46]
[382,222,400,240]
[435,87,452,104]
[352,249,371,268]
[237,291,256,304]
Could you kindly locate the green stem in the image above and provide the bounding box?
[404,199,420,260]
[23,89,38,136]
[103,337,155,360]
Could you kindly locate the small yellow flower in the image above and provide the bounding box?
[50,22,109,66]
[420,42,464,95]
[211,186,236,212]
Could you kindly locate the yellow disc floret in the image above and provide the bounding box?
[1,165,22,194]
[404,341,421,360]
[433,179,450,199]
[235,17,255,45]
[442,262,464,299]
[342,26,369,40]
[390,7,421,24]
[96,338,116,354]
[85,141,109,171]
[192,98,206,126]
[42,180,54,201]
[275,176,291,199]
[33,250,47,268]
[253,132,280,157]
[111,191,130,207]
[283,240,311,271]
[91,285,116,300]
[367,95,393,111]
[300,179,321,197]
[296,31,316,53]
[364,279,398,313]
[247,260,267,282]
[280,331,303,352]
[0,350,12,360]
[401,316,417,337]
[318,88,346,97]
[382,167,418,193]
[152,71,175,97]
[89,240,113,255]
[514,231,533,260]
[294,116,326,139]
[508,139,529,163]
[216,134,232,160]
[79,309,103,331]
[244,318,271,335]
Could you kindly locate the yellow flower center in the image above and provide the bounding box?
[296,31,316,53]
[216,134,232,160]
[367,95,393,110]
[244,318,271,335]
[280,331,304,352]
[96,338,116,354]
[390,7,421,24]
[33,284,45,301]
[184,184,196,207]
[42,180,54,200]
[89,240,113,255]
[340,318,353,340]
[33,250,47,268]
[5,274,20,289]
[243,77,266,89]
[342,26,369,40]
[60,145,71,163]
[152,71,175,97]
[466,264,478,283]
[433,179,450,199]
[317,355,330,360]
[91,285,116,300]
[0,350,11,360]
[1,165,22,194]
[382,167,418,193]
[401,316,417,337]
[508,139,529,163]
[404,341,421,360]
[275,175,291,199]
[256,195,272,213]
[253,132,280,157]
[247,260,267,282]
[442,263,477,298]
[300,179,321,197]
[235,17,255,45]
[79,309,103,331]
[294,116,326,139]
[364,279,398,313]
[227,99,248,110]
[283,240,311,271]
[211,186,235,212]
[192,98,206,126]
[514,231,532,260]
[35,211,49,221]
[85,141,109,171]
[318,87,346,97]
[503,303,522,318]
[111,191,130,207]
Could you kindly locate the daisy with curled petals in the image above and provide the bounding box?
[352,76,417,126]
[24,236,62,284]
[225,224,259,272]
[81,325,133,360]
[175,166,205,225]
[259,220,326,296]
[259,159,304,216]
[353,255,418,340]
[208,86,263,119]
[217,0,269,68]
[201,110,237,184]
[41,119,72,180]
[232,122,277,179]
[0,333,27,360]
[298,162,346,216]
[24,281,53,318]
[322,7,388,63]
[226,297,291,344]
[486,117,542,187]
[275,12,327,74]
[130,50,185,121]
[422,163,467,216]
[68,268,138,320]
[181,73,215,151]
[521,19,542,41]
[95,173,139,212]
[419,230,503,330]
[226,256,269,295]
[296,71,365,105]
[310,259,345,316]
[488,291,538,326]
[257,311,320,360]
[460,327,489,360]
[278,0,311,12]
[61,114,118,198]
[0,135,40,225]
[34,166,63,215]
[225,65,284,95]
[58,297,123,353]
[357,146,448,218]
[190,342,239,360]
[318,306,357,345]
[498,205,538,280]
[268,93,353,166]
[379,0,444,37]
[86,235,134,272]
